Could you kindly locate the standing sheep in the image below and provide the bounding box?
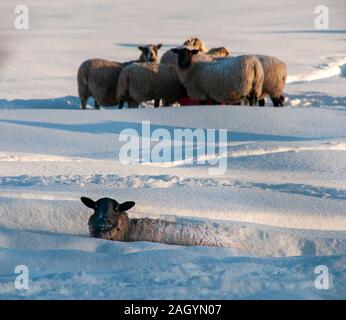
[77,44,162,109]
[256,55,287,107]
[171,46,264,106]
[116,62,186,108]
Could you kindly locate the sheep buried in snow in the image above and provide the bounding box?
[81,197,229,247]
[77,44,162,109]
[116,61,186,108]
[172,46,264,105]
[81,197,346,256]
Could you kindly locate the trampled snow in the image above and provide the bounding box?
[0,0,345,299]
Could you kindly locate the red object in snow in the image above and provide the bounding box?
[179,97,200,106]
[179,97,225,106]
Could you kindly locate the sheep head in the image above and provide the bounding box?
[183,37,208,53]
[207,47,230,57]
[138,44,162,63]
[81,197,135,238]
[172,47,200,70]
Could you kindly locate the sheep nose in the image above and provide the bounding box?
[96,211,105,219]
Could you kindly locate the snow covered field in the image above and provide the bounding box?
[0,0,345,299]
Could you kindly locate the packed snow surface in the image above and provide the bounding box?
[0,0,345,299]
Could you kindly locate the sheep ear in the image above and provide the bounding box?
[81,197,96,209]
[138,46,144,51]
[119,201,135,212]
[171,48,180,54]
[191,49,200,56]
[156,44,162,50]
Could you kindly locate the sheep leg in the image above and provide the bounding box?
[247,91,257,106]
[154,99,160,108]
[271,95,285,107]
[94,100,101,110]
[80,98,87,110]
[118,100,124,109]
[279,95,285,106]
[258,99,265,106]
[128,99,139,109]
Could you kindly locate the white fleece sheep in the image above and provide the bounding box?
[256,55,287,107]
[116,62,186,108]
[172,46,264,105]
[77,44,162,109]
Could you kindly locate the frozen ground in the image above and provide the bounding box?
[0,0,345,299]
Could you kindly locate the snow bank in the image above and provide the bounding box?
[0,0,345,299]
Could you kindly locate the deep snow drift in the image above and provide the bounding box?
[0,0,346,299]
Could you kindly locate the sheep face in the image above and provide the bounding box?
[138,44,162,62]
[183,37,208,53]
[81,197,135,237]
[208,47,230,57]
[172,47,200,70]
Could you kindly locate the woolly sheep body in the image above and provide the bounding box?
[77,59,123,109]
[84,197,228,248]
[256,55,287,106]
[116,62,186,107]
[91,213,228,248]
[85,197,331,254]
[174,52,264,104]
[160,49,178,65]
[77,45,161,109]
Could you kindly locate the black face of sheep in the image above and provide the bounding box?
[138,44,162,62]
[81,197,135,234]
[172,47,200,70]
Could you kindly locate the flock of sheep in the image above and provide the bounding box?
[77,37,287,109]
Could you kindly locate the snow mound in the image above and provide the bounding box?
[340,64,346,78]
[287,56,346,83]
[1,228,345,299]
